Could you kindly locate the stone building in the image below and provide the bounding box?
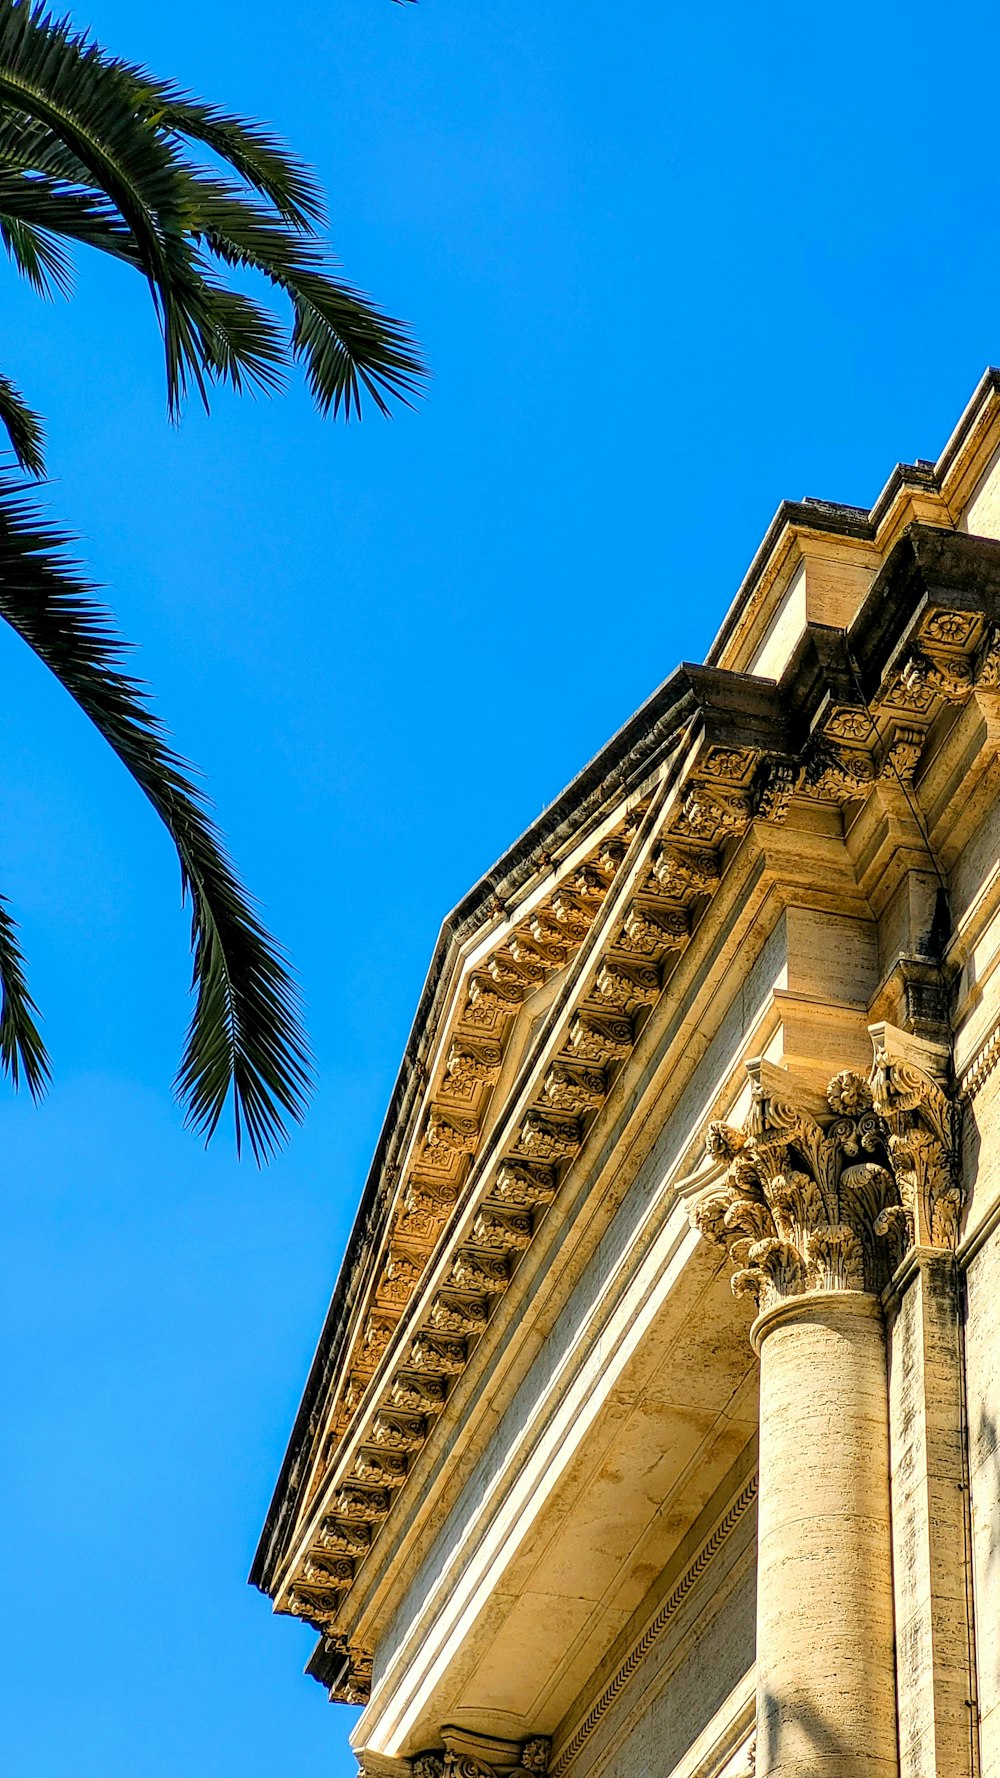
[252,370,1000,1778]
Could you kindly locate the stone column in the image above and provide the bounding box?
[695,1058,911,1778]
[753,1290,896,1778]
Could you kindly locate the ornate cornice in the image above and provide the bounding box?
[690,1026,961,1316]
[256,522,1000,1683]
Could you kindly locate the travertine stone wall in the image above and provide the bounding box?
[887,1254,976,1778]
[964,1218,1000,1775]
[754,1294,897,1778]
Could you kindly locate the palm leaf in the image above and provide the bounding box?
[0,890,49,1097]
[0,472,312,1157]
[0,368,44,472]
[0,207,71,294]
[0,6,427,418]
[183,175,425,416]
[125,77,326,229]
[0,2,222,411]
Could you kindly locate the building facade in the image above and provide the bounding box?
[253,372,1000,1778]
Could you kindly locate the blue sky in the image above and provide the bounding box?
[3,1,999,1773]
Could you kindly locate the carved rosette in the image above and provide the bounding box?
[692,1042,962,1315]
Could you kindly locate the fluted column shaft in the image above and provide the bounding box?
[754,1291,898,1778]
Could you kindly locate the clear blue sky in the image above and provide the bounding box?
[2,1,997,1772]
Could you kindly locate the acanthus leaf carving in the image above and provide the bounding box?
[370,1412,426,1452]
[691,1041,962,1317]
[881,725,926,783]
[692,1061,901,1313]
[424,1110,479,1157]
[352,1447,408,1489]
[317,1516,370,1556]
[803,741,878,802]
[753,759,799,824]
[450,1249,508,1294]
[470,1207,533,1250]
[428,1292,488,1336]
[493,1159,557,1206]
[649,845,719,899]
[594,958,661,1009]
[542,1061,606,1112]
[329,1645,373,1706]
[377,1250,424,1308]
[517,1110,581,1160]
[620,901,688,955]
[672,784,753,843]
[868,1022,963,1249]
[898,648,974,705]
[444,1038,502,1093]
[408,1334,466,1375]
[302,1554,354,1590]
[567,1011,634,1062]
[466,974,523,1026]
[389,1372,447,1413]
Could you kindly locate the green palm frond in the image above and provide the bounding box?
[0,2,215,413]
[184,176,425,416]
[0,473,312,1158]
[0,167,136,264]
[0,890,49,1098]
[0,1,426,419]
[125,78,326,229]
[0,368,44,472]
[0,208,71,294]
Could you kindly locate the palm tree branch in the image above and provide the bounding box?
[124,76,325,229]
[0,166,138,263]
[0,472,312,1156]
[0,890,49,1098]
[0,3,216,411]
[0,367,44,472]
[183,176,425,415]
[0,205,71,294]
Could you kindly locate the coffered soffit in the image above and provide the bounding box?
[253,515,1000,1704]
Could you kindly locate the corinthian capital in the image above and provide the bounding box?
[695,1060,900,1313]
[691,1039,963,1314]
[868,1020,963,1249]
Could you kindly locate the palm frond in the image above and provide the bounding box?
[0,167,137,264]
[126,77,326,229]
[0,472,312,1158]
[185,175,425,416]
[0,5,426,419]
[0,2,219,412]
[0,890,49,1098]
[0,207,71,294]
[0,368,44,472]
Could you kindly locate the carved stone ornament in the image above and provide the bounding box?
[753,758,799,823]
[329,1644,373,1706]
[649,844,719,899]
[412,1729,552,1778]
[868,1021,963,1249]
[620,901,688,954]
[690,1036,961,1314]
